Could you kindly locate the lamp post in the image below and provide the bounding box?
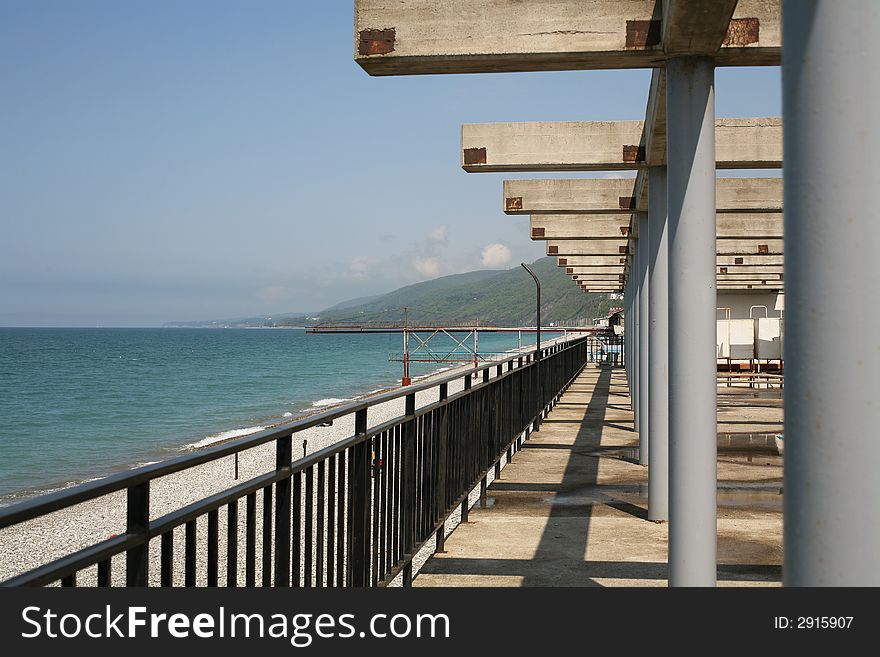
[522,262,543,433]
[521,263,541,361]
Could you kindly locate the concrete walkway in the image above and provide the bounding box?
[415,365,783,587]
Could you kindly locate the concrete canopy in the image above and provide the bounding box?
[505,176,782,214]
[462,118,781,172]
[547,239,783,257]
[530,212,782,239]
[354,0,780,75]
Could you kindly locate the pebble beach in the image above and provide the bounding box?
[0,337,570,586]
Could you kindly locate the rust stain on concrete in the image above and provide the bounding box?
[358,28,396,56]
[463,147,487,166]
[723,18,760,47]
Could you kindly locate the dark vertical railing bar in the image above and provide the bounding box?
[391,427,400,567]
[97,558,111,587]
[125,482,149,586]
[371,435,380,586]
[317,460,325,587]
[160,532,173,587]
[379,431,388,579]
[436,382,449,554]
[337,449,347,587]
[274,435,292,587]
[401,393,416,586]
[184,519,196,587]
[227,501,238,587]
[261,485,272,587]
[350,408,370,587]
[245,492,256,587]
[61,573,75,587]
[326,458,335,587]
[304,465,314,587]
[292,471,302,587]
[207,509,219,587]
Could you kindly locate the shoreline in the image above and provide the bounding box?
[0,334,573,584]
[0,335,570,507]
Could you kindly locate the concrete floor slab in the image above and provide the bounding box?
[414,366,783,587]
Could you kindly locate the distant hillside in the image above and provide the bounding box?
[278,257,615,327]
[164,312,311,329]
[166,257,616,328]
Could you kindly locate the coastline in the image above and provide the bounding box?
[0,335,573,584]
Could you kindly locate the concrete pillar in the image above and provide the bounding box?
[782,1,880,586]
[638,212,650,465]
[666,56,717,586]
[648,167,669,521]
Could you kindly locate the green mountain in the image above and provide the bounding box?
[278,257,616,327]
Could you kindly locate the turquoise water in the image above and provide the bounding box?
[0,327,549,500]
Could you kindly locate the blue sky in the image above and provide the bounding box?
[0,1,782,326]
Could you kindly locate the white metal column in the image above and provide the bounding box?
[638,212,650,465]
[648,167,669,521]
[782,0,880,586]
[666,56,717,586]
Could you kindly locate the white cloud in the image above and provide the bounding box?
[343,256,373,280]
[412,256,441,278]
[481,243,512,268]
[428,225,448,244]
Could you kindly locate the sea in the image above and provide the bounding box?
[0,327,553,502]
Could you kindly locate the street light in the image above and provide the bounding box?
[520,263,541,360]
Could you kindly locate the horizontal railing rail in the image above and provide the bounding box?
[0,336,590,587]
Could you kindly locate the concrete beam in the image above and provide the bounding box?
[563,265,626,276]
[463,118,782,172]
[557,256,628,267]
[548,241,629,257]
[716,264,783,274]
[717,284,783,290]
[505,176,782,214]
[549,238,783,256]
[717,272,783,280]
[530,212,782,240]
[354,0,780,76]
[717,254,783,265]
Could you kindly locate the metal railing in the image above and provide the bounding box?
[0,337,589,587]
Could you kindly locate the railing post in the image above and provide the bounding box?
[274,434,292,586]
[436,383,448,554]
[402,393,416,586]
[350,408,370,587]
[125,482,150,586]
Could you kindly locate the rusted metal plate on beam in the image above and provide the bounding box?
[625,20,661,49]
[358,28,396,55]
[723,17,761,47]
[462,147,487,166]
[505,196,523,211]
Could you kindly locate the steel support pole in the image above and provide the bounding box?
[632,254,640,430]
[625,277,632,392]
[638,212,650,465]
[782,1,880,586]
[666,56,717,586]
[648,166,669,521]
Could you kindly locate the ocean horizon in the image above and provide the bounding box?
[0,326,552,503]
